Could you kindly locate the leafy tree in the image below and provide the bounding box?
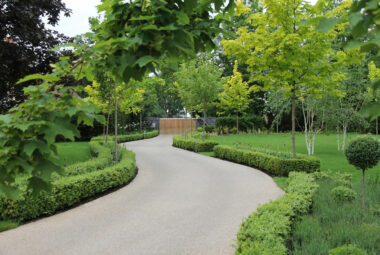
[0,0,71,113]
[174,59,224,139]
[265,90,291,133]
[218,61,252,133]
[222,0,360,158]
[368,61,380,135]
[345,136,380,209]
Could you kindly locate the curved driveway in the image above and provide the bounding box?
[0,135,283,255]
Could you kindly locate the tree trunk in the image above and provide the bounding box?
[106,99,111,144]
[337,125,340,151]
[342,124,347,151]
[139,111,143,132]
[114,82,118,162]
[203,103,207,140]
[362,169,366,209]
[276,121,279,133]
[190,113,193,136]
[236,113,239,134]
[184,109,187,139]
[291,89,297,158]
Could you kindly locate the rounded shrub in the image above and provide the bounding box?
[345,137,380,171]
[329,244,367,255]
[331,186,357,203]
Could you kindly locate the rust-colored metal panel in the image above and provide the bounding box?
[160,118,196,134]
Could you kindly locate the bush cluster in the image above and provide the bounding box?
[172,135,219,152]
[213,145,320,176]
[216,115,264,134]
[0,142,137,222]
[235,172,318,255]
[329,244,367,255]
[331,185,357,203]
[92,130,159,143]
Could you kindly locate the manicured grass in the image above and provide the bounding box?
[0,221,19,232]
[291,178,380,255]
[208,133,380,181]
[56,142,92,166]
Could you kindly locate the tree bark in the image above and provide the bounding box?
[114,82,118,162]
[203,103,207,140]
[106,99,111,144]
[362,169,366,209]
[291,88,297,158]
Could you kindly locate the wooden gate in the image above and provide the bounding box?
[160,118,197,134]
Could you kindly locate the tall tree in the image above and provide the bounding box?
[0,0,71,113]
[222,0,360,158]
[218,61,252,133]
[174,58,224,139]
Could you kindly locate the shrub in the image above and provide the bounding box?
[216,115,264,134]
[235,172,318,255]
[91,130,159,143]
[213,145,320,176]
[329,245,367,255]
[172,135,219,152]
[0,144,137,222]
[331,186,357,202]
[345,136,380,208]
[205,125,215,133]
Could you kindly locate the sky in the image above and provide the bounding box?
[50,0,320,37]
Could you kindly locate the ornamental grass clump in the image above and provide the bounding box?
[345,137,380,208]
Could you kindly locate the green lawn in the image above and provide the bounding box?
[208,133,380,181]
[56,142,92,166]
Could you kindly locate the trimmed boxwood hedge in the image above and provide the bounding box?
[172,135,219,152]
[0,142,137,222]
[213,145,320,176]
[91,130,159,143]
[235,172,318,255]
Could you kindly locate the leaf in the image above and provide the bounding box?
[130,15,156,21]
[316,17,339,33]
[348,12,364,28]
[136,56,156,68]
[16,74,59,84]
[361,101,380,120]
[177,12,190,25]
[28,176,52,196]
[35,159,62,180]
[142,24,158,30]
[0,183,20,200]
[184,0,198,14]
[23,140,51,157]
[42,118,79,144]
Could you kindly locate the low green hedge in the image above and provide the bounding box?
[213,145,320,176]
[235,172,318,255]
[92,130,159,143]
[172,135,219,152]
[0,143,137,222]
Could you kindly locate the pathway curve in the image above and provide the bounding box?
[0,135,283,255]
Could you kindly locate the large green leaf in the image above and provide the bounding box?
[136,56,156,68]
[28,176,52,196]
[0,183,20,200]
[35,159,62,180]
[23,140,51,157]
[42,118,79,144]
[315,17,339,33]
[16,73,60,84]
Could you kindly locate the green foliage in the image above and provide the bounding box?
[345,137,380,171]
[0,72,105,199]
[0,142,136,222]
[91,130,159,143]
[329,245,367,255]
[235,172,318,255]
[172,135,219,152]
[332,186,357,202]
[213,145,320,176]
[216,115,264,134]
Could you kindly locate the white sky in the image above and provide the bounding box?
[50,0,319,37]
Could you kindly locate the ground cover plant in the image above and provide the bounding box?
[291,173,380,255]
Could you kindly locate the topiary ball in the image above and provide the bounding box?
[345,137,380,171]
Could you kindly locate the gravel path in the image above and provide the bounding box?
[0,135,283,255]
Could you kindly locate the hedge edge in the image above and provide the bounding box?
[213,145,320,176]
[172,135,219,152]
[235,172,319,255]
[91,130,159,143]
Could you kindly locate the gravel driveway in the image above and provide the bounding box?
[0,135,283,255]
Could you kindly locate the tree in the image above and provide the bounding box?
[222,0,360,158]
[0,0,71,113]
[218,61,252,133]
[265,90,291,133]
[174,58,224,139]
[345,136,380,209]
[368,61,380,135]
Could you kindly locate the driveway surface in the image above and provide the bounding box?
[0,135,283,255]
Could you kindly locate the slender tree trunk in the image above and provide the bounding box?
[190,112,193,136]
[342,124,347,151]
[376,117,378,135]
[140,111,143,132]
[291,88,297,158]
[236,113,239,134]
[114,82,118,162]
[276,121,279,133]
[312,133,316,155]
[203,103,207,140]
[184,109,187,139]
[362,169,366,209]
[337,125,340,151]
[106,99,111,144]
